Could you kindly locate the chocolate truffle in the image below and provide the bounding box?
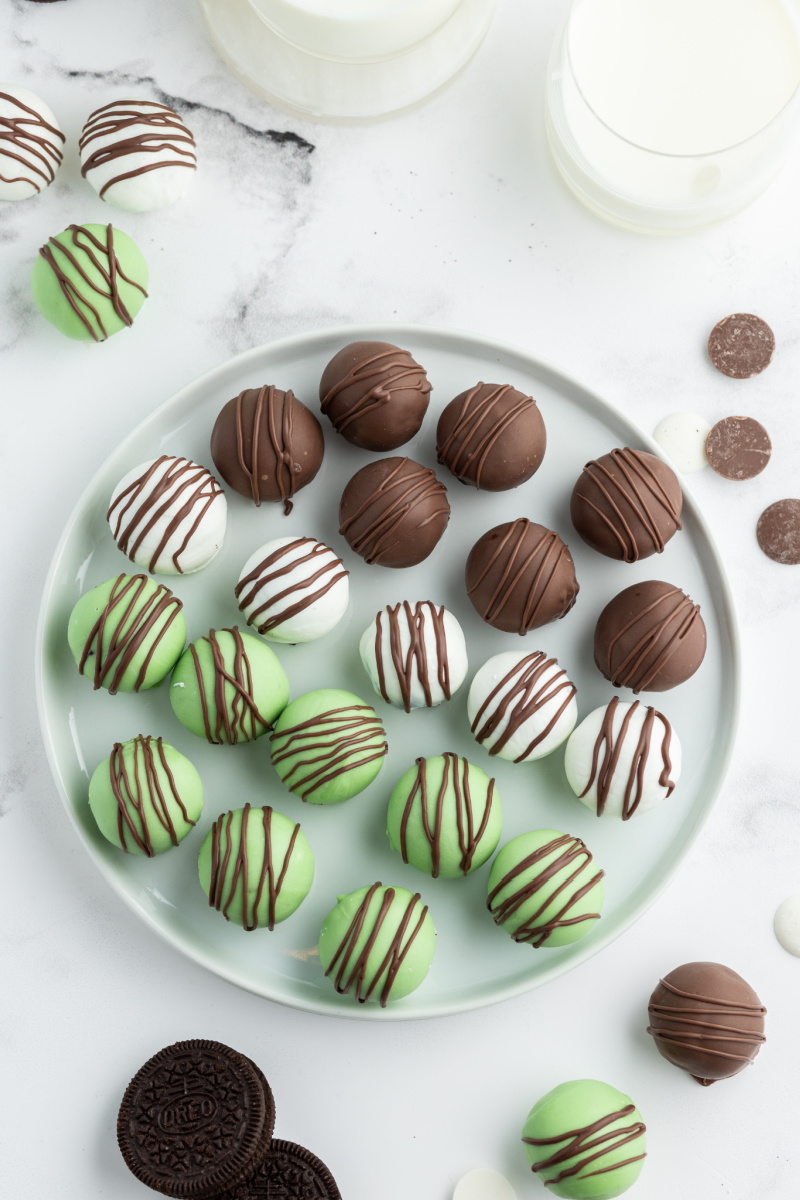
[468,650,577,762]
[107,455,227,575]
[436,382,546,490]
[647,962,766,1085]
[359,601,468,711]
[210,385,324,515]
[570,447,683,562]
[522,1080,646,1199]
[319,341,431,451]
[235,535,349,643]
[0,85,65,200]
[32,223,148,342]
[564,697,681,819]
[339,456,450,568]
[594,580,706,692]
[80,99,196,212]
[465,519,579,635]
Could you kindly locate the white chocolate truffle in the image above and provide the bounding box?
[79,99,196,212]
[107,455,227,575]
[653,412,711,474]
[359,601,468,712]
[565,697,681,819]
[0,84,65,201]
[235,536,349,643]
[468,650,577,763]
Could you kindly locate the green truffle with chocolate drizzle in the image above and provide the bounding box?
[270,688,387,804]
[31,222,148,342]
[318,882,436,1006]
[169,627,289,744]
[387,754,502,879]
[521,1079,647,1199]
[88,735,202,856]
[67,573,186,694]
[487,829,605,948]
[198,803,314,930]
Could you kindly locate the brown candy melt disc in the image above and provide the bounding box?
[217,1139,342,1199]
[117,1040,275,1197]
[756,499,800,564]
[706,416,772,480]
[708,313,774,378]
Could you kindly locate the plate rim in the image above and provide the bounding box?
[35,321,741,1021]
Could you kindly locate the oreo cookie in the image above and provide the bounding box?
[218,1139,342,1199]
[117,1040,275,1197]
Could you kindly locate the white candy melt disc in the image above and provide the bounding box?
[653,412,711,474]
[453,1168,516,1200]
[774,893,800,956]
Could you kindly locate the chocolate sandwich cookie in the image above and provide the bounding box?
[117,1040,275,1197]
[217,1139,342,1199]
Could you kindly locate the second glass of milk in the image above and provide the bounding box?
[546,0,800,232]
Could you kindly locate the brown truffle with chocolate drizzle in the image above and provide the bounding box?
[436,381,546,490]
[594,580,706,692]
[571,447,683,562]
[339,456,450,568]
[320,341,431,451]
[465,519,579,634]
[210,385,324,515]
[647,962,766,1085]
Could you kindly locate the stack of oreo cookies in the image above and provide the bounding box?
[117,1039,341,1198]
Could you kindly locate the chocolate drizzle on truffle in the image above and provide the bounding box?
[210,385,324,515]
[235,537,349,635]
[79,100,196,199]
[466,519,579,634]
[191,627,273,744]
[37,223,148,342]
[571,447,682,563]
[107,455,224,574]
[374,601,450,713]
[436,382,546,490]
[271,705,388,801]
[0,89,65,192]
[339,457,450,568]
[580,697,675,820]
[79,573,183,694]
[400,754,495,878]
[471,651,576,761]
[324,882,429,1007]
[108,735,193,856]
[320,341,431,451]
[207,803,301,931]
[488,833,604,947]
[647,962,767,1085]
[522,1105,647,1184]
[594,581,705,692]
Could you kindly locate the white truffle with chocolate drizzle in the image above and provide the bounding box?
[359,601,468,712]
[107,455,227,575]
[468,650,577,762]
[0,84,65,201]
[79,99,196,212]
[564,697,681,819]
[236,536,349,644]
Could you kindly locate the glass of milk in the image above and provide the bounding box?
[197,0,497,122]
[546,0,800,232]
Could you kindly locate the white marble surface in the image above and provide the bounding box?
[3,1,800,1197]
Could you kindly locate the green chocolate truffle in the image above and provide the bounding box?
[522,1079,647,1199]
[67,573,186,694]
[32,222,148,342]
[198,803,314,930]
[487,829,605,948]
[88,735,202,856]
[318,882,435,1006]
[387,753,502,879]
[170,627,289,744]
[270,688,387,804]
